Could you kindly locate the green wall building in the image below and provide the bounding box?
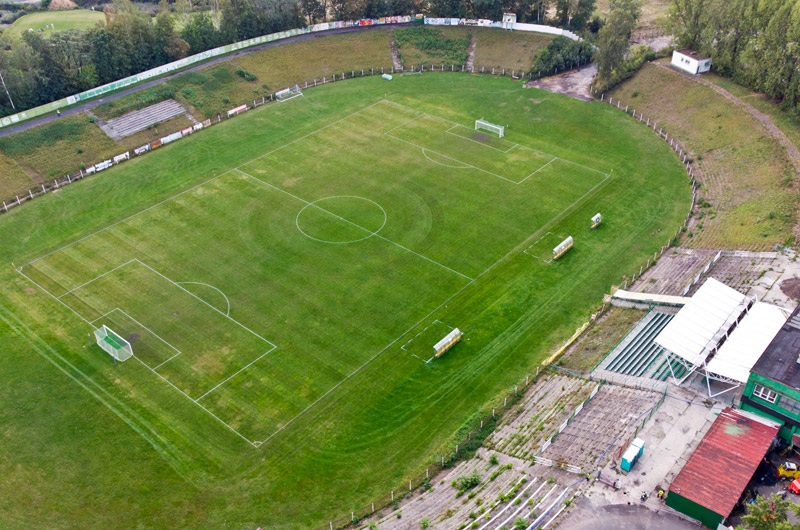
[741,305,800,444]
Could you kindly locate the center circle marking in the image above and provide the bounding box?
[295,196,387,244]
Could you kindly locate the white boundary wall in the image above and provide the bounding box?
[0,17,575,129]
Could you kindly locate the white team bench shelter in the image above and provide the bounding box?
[671,49,712,75]
[654,278,751,385]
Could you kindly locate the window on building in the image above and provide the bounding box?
[753,384,778,403]
[779,394,800,415]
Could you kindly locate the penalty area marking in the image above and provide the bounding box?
[176,281,231,316]
[421,149,471,169]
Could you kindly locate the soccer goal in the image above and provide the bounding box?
[475,118,505,138]
[275,85,303,102]
[94,325,133,362]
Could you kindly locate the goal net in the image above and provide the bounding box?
[475,119,505,138]
[275,84,303,102]
[94,325,133,362]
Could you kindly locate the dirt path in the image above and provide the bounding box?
[525,64,596,102]
[653,62,800,178]
[390,35,402,70]
[465,33,476,71]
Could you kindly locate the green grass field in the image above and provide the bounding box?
[6,10,105,39]
[0,74,690,529]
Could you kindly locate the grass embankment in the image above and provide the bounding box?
[705,73,800,154]
[0,74,690,529]
[473,28,553,71]
[611,63,797,250]
[0,113,193,181]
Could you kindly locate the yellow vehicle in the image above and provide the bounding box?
[778,462,800,480]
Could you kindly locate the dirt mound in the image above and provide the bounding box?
[49,0,78,9]
[780,277,800,300]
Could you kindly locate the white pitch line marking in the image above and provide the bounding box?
[176,281,232,316]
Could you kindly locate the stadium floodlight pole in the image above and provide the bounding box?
[0,70,15,110]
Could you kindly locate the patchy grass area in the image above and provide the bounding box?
[6,9,104,39]
[0,151,34,199]
[176,29,393,119]
[394,26,471,66]
[611,63,797,250]
[473,28,553,71]
[558,308,646,373]
[0,113,193,181]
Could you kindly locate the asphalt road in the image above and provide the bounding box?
[0,23,412,138]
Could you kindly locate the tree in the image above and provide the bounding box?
[299,0,326,23]
[669,0,707,50]
[739,493,798,530]
[181,12,221,53]
[593,0,638,89]
[554,0,596,30]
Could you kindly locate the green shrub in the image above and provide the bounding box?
[530,37,594,78]
[452,472,481,496]
[395,27,470,65]
[236,68,258,82]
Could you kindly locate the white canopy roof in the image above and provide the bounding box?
[705,302,789,383]
[655,277,750,366]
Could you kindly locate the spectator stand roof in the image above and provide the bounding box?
[668,408,779,524]
[703,302,790,397]
[654,277,752,385]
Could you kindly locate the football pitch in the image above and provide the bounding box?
[0,74,691,528]
[18,99,611,445]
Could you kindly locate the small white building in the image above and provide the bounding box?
[671,49,712,75]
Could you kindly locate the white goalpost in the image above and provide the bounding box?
[275,84,303,102]
[94,325,133,362]
[475,118,505,138]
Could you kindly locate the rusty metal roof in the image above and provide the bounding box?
[669,408,779,518]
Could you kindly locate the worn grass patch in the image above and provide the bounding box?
[558,307,646,373]
[473,28,553,71]
[611,63,798,250]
